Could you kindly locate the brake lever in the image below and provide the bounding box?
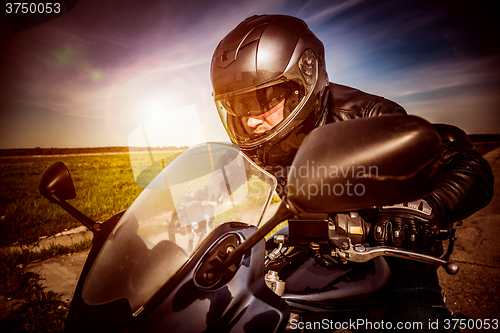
[334,241,459,275]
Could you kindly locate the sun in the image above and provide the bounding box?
[148,102,166,118]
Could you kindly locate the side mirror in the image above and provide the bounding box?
[286,115,444,213]
[39,161,101,233]
[39,161,76,202]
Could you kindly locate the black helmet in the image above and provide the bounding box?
[210,15,330,167]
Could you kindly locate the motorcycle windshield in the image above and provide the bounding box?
[82,142,276,316]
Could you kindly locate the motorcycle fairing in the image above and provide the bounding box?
[67,222,290,332]
[266,225,391,312]
[64,211,128,332]
[126,223,290,333]
[281,257,391,312]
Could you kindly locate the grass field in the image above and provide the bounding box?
[0,152,180,247]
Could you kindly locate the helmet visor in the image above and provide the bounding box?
[219,82,293,117]
[215,80,307,145]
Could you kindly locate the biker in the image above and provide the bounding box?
[210,14,494,332]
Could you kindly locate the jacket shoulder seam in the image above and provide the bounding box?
[364,97,383,116]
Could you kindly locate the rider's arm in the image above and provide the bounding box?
[355,86,494,251]
[360,88,494,224]
[427,140,494,225]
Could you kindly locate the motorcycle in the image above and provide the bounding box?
[39,115,459,332]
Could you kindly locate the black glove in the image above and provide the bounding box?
[373,198,443,251]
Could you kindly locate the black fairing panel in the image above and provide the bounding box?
[66,222,290,333]
[133,223,290,333]
[64,210,128,332]
[281,256,391,311]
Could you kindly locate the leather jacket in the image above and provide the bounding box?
[327,82,494,227]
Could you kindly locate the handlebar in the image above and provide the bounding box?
[278,213,460,275]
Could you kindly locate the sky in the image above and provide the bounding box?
[0,0,499,149]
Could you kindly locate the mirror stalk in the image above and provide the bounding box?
[49,194,101,234]
[213,199,293,278]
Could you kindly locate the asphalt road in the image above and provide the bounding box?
[438,147,500,327]
[4,148,499,328]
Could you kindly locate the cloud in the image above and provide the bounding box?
[363,55,500,133]
[1,0,290,121]
[1,0,499,148]
[300,0,369,24]
[385,55,499,96]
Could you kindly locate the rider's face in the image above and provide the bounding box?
[241,99,285,137]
